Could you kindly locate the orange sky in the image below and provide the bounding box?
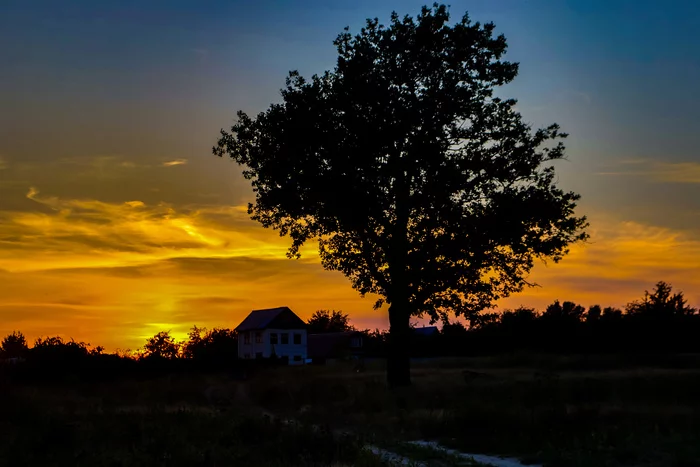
[1,1,699,351]
[1,163,699,351]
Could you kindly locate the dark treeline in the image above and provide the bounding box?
[0,326,249,383]
[406,281,700,358]
[1,281,698,382]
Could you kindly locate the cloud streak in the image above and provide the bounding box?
[0,188,296,273]
[598,160,700,184]
[2,185,700,351]
[162,159,188,167]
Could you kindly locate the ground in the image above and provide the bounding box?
[2,353,700,466]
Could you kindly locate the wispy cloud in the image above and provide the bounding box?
[501,216,700,310]
[162,159,188,167]
[598,160,700,184]
[0,155,7,170]
[0,189,372,349]
[0,188,299,274]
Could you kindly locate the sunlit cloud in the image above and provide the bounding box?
[2,187,700,351]
[500,214,700,310]
[0,155,7,170]
[162,159,188,167]
[598,160,700,184]
[0,188,295,273]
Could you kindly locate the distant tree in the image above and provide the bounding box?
[626,281,697,317]
[468,312,500,330]
[0,331,28,359]
[500,306,537,330]
[543,300,585,322]
[142,331,181,360]
[214,4,587,386]
[182,326,237,361]
[441,320,468,336]
[307,310,355,334]
[586,305,602,323]
[601,306,623,321]
[31,336,93,363]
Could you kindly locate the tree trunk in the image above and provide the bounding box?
[387,303,411,387]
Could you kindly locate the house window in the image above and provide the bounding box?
[270,333,278,345]
[293,333,301,345]
[293,355,302,362]
[255,332,262,344]
[351,337,362,348]
[281,333,289,345]
[243,333,250,344]
[244,353,249,359]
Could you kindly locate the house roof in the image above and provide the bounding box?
[235,307,307,332]
[413,326,439,336]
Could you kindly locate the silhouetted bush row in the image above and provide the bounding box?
[2,281,698,381]
[362,281,700,358]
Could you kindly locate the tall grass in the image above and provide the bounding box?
[0,376,383,467]
[244,356,700,467]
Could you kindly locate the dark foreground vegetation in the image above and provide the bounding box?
[2,354,700,467]
[2,281,700,466]
[0,376,381,467]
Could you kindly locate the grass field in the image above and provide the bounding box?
[2,354,700,466]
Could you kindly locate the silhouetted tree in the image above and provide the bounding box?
[29,336,94,367]
[543,300,585,322]
[0,331,28,359]
[586,305,602,323]
[307,310,355,334]
[626,281,697,317]
[142,331,181,360]
[182,326,237,362]
[441,321,468,336]
[601,306,623,321]
[214,4,588,386]
[501,306,539,327]
[469,312,500,330]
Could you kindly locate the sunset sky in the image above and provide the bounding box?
[1,0,699,351]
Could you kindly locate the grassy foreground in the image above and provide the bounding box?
[0,375,383,467]
[246,354,700,467]
[2,354,700,466]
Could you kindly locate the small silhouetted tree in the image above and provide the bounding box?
[1,331,28,359]
[626,281,697,317]
[441,320,468,336]
[586,305,602,323]
[543,300,585,322]
[142,331,181,360]
[600,307,623,325]
[307,310,355,334]
[214,4,587,386]
[183,326,237,362]
[30,336,93,366]
[469,312,500,330]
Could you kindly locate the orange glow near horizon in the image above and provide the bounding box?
[2,179,700,352]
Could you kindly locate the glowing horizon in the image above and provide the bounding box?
[1,0,699,351]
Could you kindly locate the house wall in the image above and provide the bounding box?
[238,329,307,365]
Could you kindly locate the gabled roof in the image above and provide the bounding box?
[413,326,439,336]
[235,307,307,332]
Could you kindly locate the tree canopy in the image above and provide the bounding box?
[0,331,28,359]
[214,4,588,385]
[307,310,355,334]
[626,281,697,317]
[142,331,181,360]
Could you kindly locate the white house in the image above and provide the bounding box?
[235,307,308,365]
